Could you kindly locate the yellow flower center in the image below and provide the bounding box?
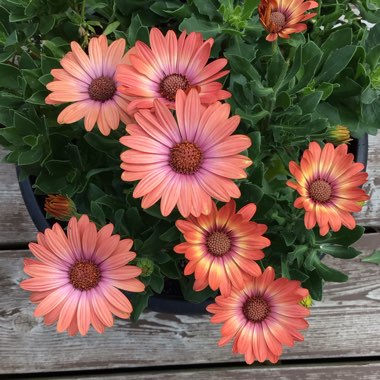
[69,261,101,291]
[270,11,286,28]
[89,76,116,102]
[160,74,190,101]
[309,180,332,203]
[206,231,231,256]
[243,296,270,323]
[169,141,203,174]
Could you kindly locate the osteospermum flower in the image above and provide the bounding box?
[326,125,352,145]
[207,266,310,364]
[20,215,144,336]
[174,200,270,296]
[120,88,252,218]
[258,0,318,41]
[287,142,369,236]
[44,194,76,221]
[45,35,131,136]
[116,28,230,114]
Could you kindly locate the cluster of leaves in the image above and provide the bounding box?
[0,0,379,318]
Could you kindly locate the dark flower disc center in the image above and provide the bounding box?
[160,74,190,101]
[270,11,286,28]
[169,141,203,175]
[309,179,332,203]
[207,231,231,256]
[89,76,116,102]
[69,261,101,291]
[243,296,270,323]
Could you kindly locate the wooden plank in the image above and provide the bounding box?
[0,147,36,246]
[355,134,380,227]
[0,234,379,374]
[39,361,380,380]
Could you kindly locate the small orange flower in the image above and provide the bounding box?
[258,0,318,42]
[44,195,76,221]
[287,142,369,236]
[207,266,310,364]
[174,200,270,296]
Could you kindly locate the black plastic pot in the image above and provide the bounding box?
[18,135,369,314]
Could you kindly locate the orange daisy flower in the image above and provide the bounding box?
[120,88,252,218]
[174,200,270,296]
[258,0,318,41]
[20,215,144,336]
[207,266,310,364]
[287,142,369,236]
[116,28,231,114]
[46,35,131,136]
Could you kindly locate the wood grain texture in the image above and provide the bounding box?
[355,134,380,227]
[39,362,380,380]
[0,147,36,246]
[0,234,379,375]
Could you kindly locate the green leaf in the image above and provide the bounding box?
[316,226,365,247]
[299,91,324,114]
[192,0,219,20]
[179,15,220,38]
[160,226,180,242]
[0,63,21,90]
[130,288,153,321]
[321,29,353,58]
[180,276,217,304]
[267,48,287,89]
[160,260,181,279]
[41,55,60,75]
[362,250,380,265]
[316,45,357,83]
[239,183,264,204]
[149,267,164,293]
[26,90,48,105]
[303,270,322,301]
[103,21,120,36]
[319,245,361,259]
[314,259,348,282]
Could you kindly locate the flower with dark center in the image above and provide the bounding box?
[175,199,270,296]
[120,89,252,218]
[207,266,310,364]
[46,35,131,136]
[287,142,369,236]
[20,215,145,336]
[258,0,318,42]
[116,27,231,113]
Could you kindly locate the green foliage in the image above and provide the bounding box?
[0,0,377,317]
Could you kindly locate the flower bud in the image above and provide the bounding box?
[44,195,77,221]
[136,257,154,277]
[326,125,352,145]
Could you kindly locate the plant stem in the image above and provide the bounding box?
[81,0,86,20]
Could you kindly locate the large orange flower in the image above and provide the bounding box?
[287,142,369,236]
[46,35,131,136]
[20,215,144,336]
[120,89,252,218]
[207,267,310,364]
[258,0,318,41]
[116,28,230,114]
[174,200,270,296]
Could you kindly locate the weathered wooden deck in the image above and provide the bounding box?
[0,136,379,379]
